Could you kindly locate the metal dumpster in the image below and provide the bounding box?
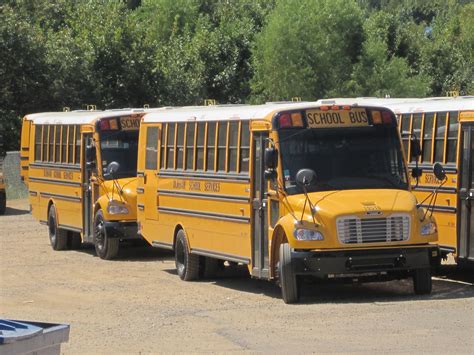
[0,319,69,355]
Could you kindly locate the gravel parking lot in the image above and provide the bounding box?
[1,199,473,353]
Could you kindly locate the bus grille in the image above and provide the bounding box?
[336,215,410,244]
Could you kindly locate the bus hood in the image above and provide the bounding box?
[102,178,138,207]
[286,189,417,220]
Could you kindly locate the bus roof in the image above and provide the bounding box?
[318,96,474,114]
[141,101,357,123]
[24,108,168,125]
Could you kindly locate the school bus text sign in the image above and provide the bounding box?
[306,108,368,128]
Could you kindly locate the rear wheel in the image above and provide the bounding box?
[48,205,68,250]
[175,230,200,281]
[94,209,119,260]
[413,268,432,295]
[278,243,300,304]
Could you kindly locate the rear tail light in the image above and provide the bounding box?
[372,111,382,124]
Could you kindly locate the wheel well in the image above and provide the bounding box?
[172,224,184,250]
[270,225,288,278]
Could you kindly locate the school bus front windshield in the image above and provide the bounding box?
[279,125,408,194]
[99,130,139,180]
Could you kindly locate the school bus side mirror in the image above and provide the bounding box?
[296,169,317,188]
[433,163,446,181]
[411,167,423,179]
[264,147,278,170]
[410,137,422,159]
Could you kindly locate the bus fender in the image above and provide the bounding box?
[173,223,188,251]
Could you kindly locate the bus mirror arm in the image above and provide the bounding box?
[417,163,447,221]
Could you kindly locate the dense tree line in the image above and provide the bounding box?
[1,0,472,152]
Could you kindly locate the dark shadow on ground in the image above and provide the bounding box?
[3,206,29,216]
[68,242,174,262]
[164,263,474,304]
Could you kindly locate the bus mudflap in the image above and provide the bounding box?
[291,246,439,278]
[103,221,139,240]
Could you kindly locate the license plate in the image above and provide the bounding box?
[306,108,368,128]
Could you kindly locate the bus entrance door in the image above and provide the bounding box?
[458,123,474,267]
[251,132,270,279]
[82,133,94,242]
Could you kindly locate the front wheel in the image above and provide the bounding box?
[48,205,68,250]
[94,209,119,260]
[413,268,432,295]
[278,243,300,304]
[175,230,200,281]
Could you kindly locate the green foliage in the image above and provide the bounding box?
[0,0,472,151]
[251,0,364,102]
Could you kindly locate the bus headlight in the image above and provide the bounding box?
[294,228,324,241]
[107,201,129,215]
[420,222,437,236]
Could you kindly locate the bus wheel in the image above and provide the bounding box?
[175,230,200,281]
[413,268,432,295]
[0,191,6,215]
[279,243,300,304]
[94,209,119,260]
[48,205,68,250]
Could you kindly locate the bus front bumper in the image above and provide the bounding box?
[103,221,139,240]
[291,246,439,278]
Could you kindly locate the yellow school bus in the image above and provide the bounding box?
[20,109,153,259]
[321,97,474,268]
[137,102,440,303]
[0,157,5,215]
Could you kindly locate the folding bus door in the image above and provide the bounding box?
[458,123,474,266]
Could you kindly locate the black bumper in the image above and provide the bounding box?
[292,246,439,277]
[103,221,139,240]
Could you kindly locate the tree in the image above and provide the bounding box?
[250,0,364,102]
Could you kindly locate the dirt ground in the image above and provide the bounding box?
[1,199,473,354]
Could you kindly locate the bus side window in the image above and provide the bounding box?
[54,125,60,163]
[185,123,195,170]
[61,125,67,163]
[68,125,74,163]
[206,122,216,171]
[166,123,176,169]
[145,126,158,170]
[240,121,250,173]
[228,121,239,172]
[217,122,228,172]
[422,113,434,163]
[34,125,42,161]
[196,122,205,171]
[434,112,447,162]
[411,113,422,162]
[48,125,54,162]
[75,125,80,164]
[176,123,185,170]
[400,114,410,159]
[446,111,459,164]
[160,124,167,169]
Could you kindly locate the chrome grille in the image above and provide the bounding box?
[336,214,410,244]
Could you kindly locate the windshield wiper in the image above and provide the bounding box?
[363,174,401,188]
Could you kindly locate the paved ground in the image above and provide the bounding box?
[1,199,473,353]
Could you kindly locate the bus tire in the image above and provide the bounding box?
[0,191,6,215]
[175,230,200,281]
[94,209,119,260]
[279,243,300,304]
[413,268,432,295]
[48,205,68,251]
